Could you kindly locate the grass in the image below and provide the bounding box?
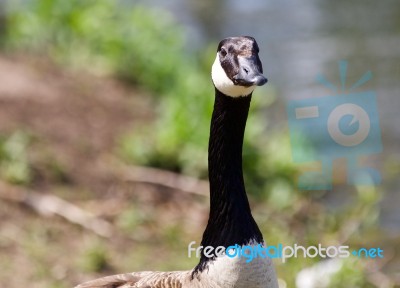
[0,131,32,185]
[0,1,395,287]
[3,0,298,199]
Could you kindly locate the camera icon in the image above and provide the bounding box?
[287,61,382,190]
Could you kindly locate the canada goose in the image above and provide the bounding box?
[75,36,278,288]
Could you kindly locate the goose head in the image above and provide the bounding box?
[211,36,267,97]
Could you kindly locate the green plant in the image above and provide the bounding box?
[328,258,373,288]
[79,241,110,273]
[0,131,32,185]
[0,2,390,286]
[4,0,183,93]
[3,0,298,198]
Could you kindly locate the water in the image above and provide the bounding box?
[137,0,400,233]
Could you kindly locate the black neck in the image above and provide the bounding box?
[193,89,263,274]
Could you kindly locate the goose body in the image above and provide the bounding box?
[75,36,278,288]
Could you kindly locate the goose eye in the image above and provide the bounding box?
[220,48,227,57]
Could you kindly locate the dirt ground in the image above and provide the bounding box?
[0,54,152,191]
[1,55,399,288]
[0,54,206,287]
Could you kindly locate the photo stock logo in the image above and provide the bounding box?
[287,60,382,190]
[187,242,384,263]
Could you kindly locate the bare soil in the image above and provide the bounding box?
[0,55,205,287]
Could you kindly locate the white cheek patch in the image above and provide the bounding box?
[211,54,256,98]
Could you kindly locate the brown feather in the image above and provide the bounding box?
[75,271,190,288]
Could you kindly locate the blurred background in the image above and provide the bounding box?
[0,0,399,287]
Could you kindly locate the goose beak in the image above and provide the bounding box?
[233,55,267,87]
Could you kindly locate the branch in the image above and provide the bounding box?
[117,164,209,197]
[0,182,113,238]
